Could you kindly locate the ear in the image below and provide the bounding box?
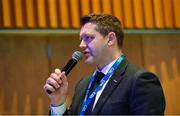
[107,32,116,46]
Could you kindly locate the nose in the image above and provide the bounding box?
[79,40,87,49]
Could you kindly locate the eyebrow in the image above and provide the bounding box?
[80,32,94,37]
[80,33,94,39]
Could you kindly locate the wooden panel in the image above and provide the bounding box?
[1,0,11,27]
[14,0,24,27]
[0,35,50,114]
[123,0,134,28]
[112,0,124,26]
[142,34,180,114]
[143,0,155,28]
[48,0,58,28]
[26,0,35,28]
[163,0,174,28]
[153,0,165,28]
[102,0,112,14]
[123,34,144,68]
[0,0,180,29]
[37,0,47,28]
[0,0,2,27]
[70,0,80,28]
[173,0,180,28]
[59,0,70,28]
[91,0,101,13]
[133,0,144,28]
[80,0,90,16]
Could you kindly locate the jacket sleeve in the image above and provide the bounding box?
[67,76,91,115]
[48,77,86,115]
[129,71,166,115]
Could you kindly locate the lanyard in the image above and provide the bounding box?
[80,54,125,115]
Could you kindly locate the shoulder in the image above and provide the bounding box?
[120,63,162,90]
[124,63,164,98]
[126,66,165,114]
[125,63,159,81]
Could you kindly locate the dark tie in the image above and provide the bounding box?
[85,71,105,114]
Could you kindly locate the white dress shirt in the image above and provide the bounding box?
[51,59,116,115]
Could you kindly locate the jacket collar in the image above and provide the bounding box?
[92,58,128,114]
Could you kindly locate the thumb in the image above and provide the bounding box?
[55,68,61,76]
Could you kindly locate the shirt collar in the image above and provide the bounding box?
[96,59,117,75]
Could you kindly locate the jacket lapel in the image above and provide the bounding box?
[72,74,92,114]
[92,58,128,114]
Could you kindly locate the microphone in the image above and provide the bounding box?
[47,51,83,94]
[62,51,83,75]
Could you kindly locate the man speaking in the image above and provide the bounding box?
[43,13,165,115]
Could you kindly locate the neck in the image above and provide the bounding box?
[97,51,123,70]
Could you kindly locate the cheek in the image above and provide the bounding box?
[88,45,95,56]
[87,40,105,56]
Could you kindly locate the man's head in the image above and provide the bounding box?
[80,13,124,49]
[79,13,124,69]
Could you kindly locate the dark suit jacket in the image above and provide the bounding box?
[66,58,166,115]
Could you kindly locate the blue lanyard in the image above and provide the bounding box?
[80,54,125,115]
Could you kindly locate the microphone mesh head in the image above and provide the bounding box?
[72,51,83,61]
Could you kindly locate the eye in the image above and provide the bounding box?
[84,35,94,44]
[80,34,95,44]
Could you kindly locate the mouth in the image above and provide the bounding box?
[83,51,91,59]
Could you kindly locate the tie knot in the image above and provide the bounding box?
[94,71,105,84]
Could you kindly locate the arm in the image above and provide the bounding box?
[129,71,166,115]
[43,69,68,115]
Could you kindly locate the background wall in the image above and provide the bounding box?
[0,0,180,29]
[0,0,180,115]
[0,33,180,114]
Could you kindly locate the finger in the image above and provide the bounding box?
[50,73,61,83]
[55,68,61,76]
[47,77,60,89]
[44,84,56,93]
[60,72,68,86]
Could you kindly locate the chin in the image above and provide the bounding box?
[85,58,94,65]
[85,60,92,65]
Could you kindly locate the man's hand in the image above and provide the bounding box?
[43,68,68,106]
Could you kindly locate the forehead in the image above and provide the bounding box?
[80,22,97,36]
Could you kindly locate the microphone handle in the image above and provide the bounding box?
[62,59,78,76]
[46,59,78,94]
